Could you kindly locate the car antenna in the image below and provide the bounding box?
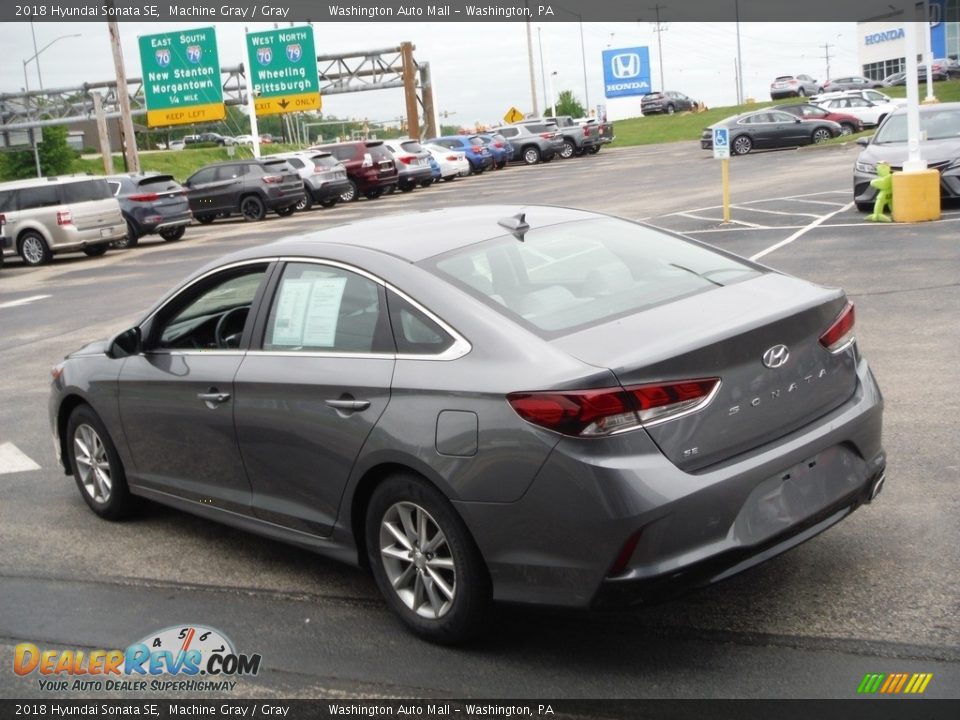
[498,211,530,241]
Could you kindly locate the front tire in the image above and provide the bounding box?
[812,127,832,144]
[365,474,491,645]
[732,134,753,155]
[797,87,806,97]
[66,405,135,521]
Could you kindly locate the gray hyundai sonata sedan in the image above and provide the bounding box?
[49,205,885,643]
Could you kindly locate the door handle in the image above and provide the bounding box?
[198,390,231,407]
[325,399,370,412]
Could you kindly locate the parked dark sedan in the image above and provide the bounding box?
[853,102,960,210]
[183,159,304,223]
[821,76,883,92]
[641,90,695,115]
[702,109,842,155]
[105,174,192,248]
[49,205,885,644]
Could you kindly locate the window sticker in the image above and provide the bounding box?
[270,276,348,348]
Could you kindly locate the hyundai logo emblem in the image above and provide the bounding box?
[611,53,641,79]
[762,344,790,369]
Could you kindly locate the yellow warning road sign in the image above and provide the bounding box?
[503,106,525,124]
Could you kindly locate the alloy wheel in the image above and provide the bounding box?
[21,235,47,265]
[813,128,832,143]
[379,501,457,619]
[73,423,112,504]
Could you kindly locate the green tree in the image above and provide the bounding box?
[553,90,586,118]
[0,124,75,180]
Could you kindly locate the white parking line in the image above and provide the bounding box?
[750,202,854,261]
[731,206,821,219]
[676,212,768,228]
[0,442,41,474]
[783,198,849,207]
[0,295,51,310]
[667,190,847,216]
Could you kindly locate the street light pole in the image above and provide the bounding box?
[537,27,548,115]
[22,32,82,93]
[578,16,589,110]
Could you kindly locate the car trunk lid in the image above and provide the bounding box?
[551,274,858,471]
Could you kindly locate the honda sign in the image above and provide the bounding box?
[602,46,652,99]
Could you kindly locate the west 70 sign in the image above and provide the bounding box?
[602,47,652,99]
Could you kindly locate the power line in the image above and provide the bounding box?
[649,4,667,91]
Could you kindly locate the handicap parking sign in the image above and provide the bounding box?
[713,127,730,159]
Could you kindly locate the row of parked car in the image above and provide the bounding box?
[700,88,907,156]
[770,60,960,99]
[0,117,615,267]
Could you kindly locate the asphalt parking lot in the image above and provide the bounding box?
[1,141,958,700]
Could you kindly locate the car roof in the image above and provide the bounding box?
[0,174,105,190]
[219,205,600,264]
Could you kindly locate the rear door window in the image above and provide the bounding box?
[61,180,112,203]
[386,291,454,356]
[19,185,61,209]
[0,190,19,212]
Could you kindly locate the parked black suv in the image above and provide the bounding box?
[184,133,234,147]
[183,159,304,223]
[106,173,192,248]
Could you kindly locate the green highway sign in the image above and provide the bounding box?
[139,27,225,127]
[246,27,321,116]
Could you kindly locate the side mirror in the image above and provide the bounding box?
[108,327,141,359]
[856,137,871,147]
[795,117,803,123]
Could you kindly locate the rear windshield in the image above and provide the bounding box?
[368,145,392,162]
[468,136,485,146]
[426,217,761,336]
[775,76,794,81]
[400,140,425,153]
[311,155,340,168]
[60,179,112,203]
[261,160,291,173]
[522,123,548,133]
[326,146,356,162]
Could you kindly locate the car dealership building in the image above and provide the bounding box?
[858,0,960,80]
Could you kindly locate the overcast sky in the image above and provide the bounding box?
[2,21,858,128]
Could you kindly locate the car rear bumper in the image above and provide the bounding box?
[1,234,12,253]
[854,166,960,205]
[397,166,434,184]
[352,170,399,191]
[49,223,126,253]
[264,186,305,210]
[307,179,352,201]
[454,353,884,609]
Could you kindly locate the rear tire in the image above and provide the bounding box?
[275,205,296,217]
[83,245,108,257]
[319,198,338,208]
[560,140,575,159]
[195,214,216,225]
[839,123,855,136]
[159,226,186,242]
[340,180,359,203]
[240,195,267,221]
[112,219,139,249]
[66,405,135,521]
[399,182,416,193]
[364,188,385,200]
[296,193,314,212]
[19,231,52,266]
[522,146,540,165]
[856,201,873,212]
[666,103,676,115]
[587,145,600,154]
[365,473,492,645]
[797,87,806,97]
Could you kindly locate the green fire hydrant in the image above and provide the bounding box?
[867,162,893,223]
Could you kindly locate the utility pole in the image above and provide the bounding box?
[735,0,744,105]
[107,13,140,172]
[537,27,548,114]
[820,43,834,81]
[525,5,538,116]
[649,4,668,92]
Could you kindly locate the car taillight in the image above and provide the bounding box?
[507,378,720,437]
[399,156,414,165]
[57,210,72,226]
[446,155,458,161]
[261,175,282,184]
[540,133,553,139]
[494,142,504,148]
[128,192,159,202]
[471,146,483,154]
[361,153,373,168]
[819,302,856,353]
[608,531,642,577]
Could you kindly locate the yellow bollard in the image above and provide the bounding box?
[891,170,941,223]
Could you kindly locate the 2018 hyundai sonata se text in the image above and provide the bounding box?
[49,205,886,643]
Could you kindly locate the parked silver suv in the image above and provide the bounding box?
[0,176,125,266]
[491,123,563,165]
